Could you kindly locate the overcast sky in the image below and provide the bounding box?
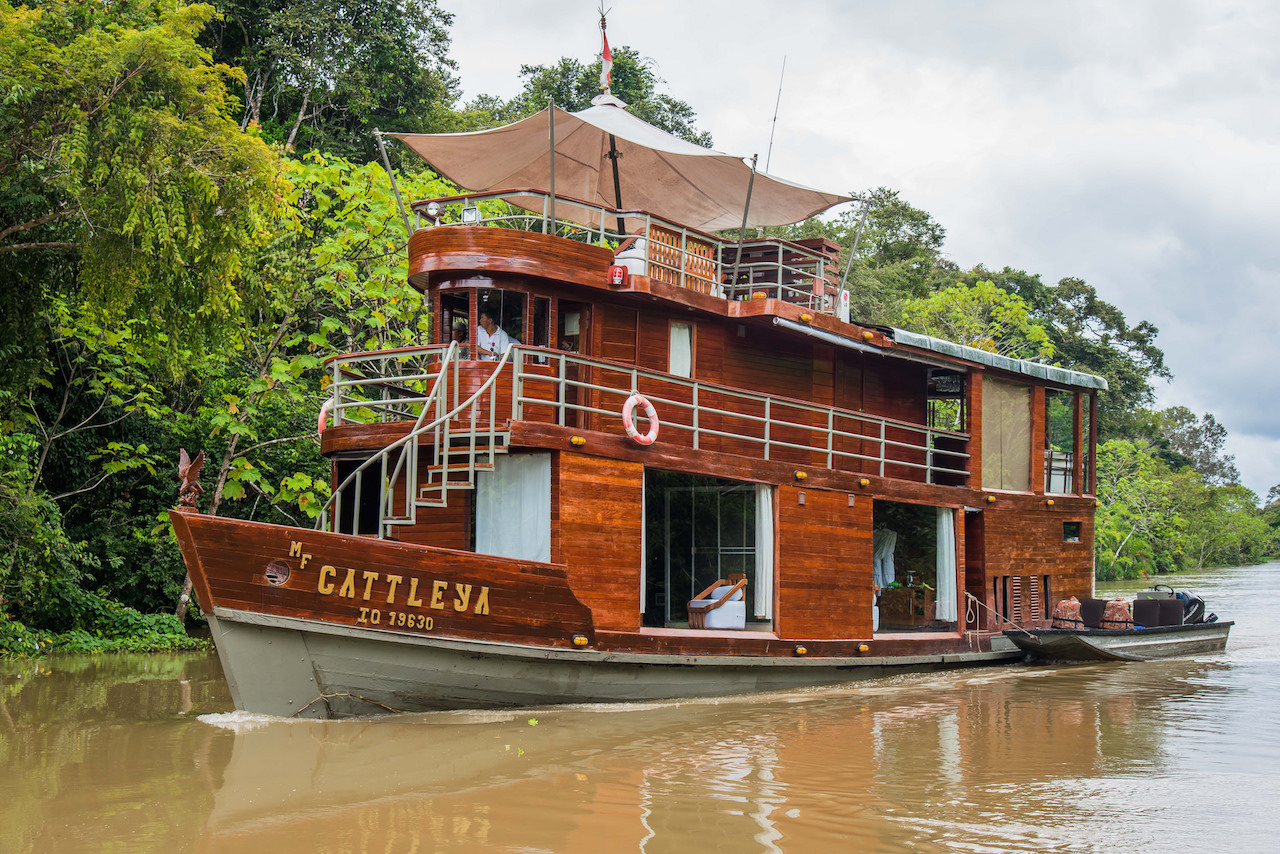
[442,0,1280,499]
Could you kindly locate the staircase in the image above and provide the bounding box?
[316,343,513,538]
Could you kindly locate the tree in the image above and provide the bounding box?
[471,45,712,146]
[0,0,283,361]
[900,280,1054,360]
[1094,438,1186,578]
[1157,405,1240,486]
[206,0,459,160]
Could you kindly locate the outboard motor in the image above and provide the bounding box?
[1177,591,1207,624]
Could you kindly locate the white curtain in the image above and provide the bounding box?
[669,322,693,377]
[935,507,958,622]
[755,485,774,618]
[475,453,551,563]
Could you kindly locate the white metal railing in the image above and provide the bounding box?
[316,343,515,537]
[324,344,970,491]
[409,190,836,312]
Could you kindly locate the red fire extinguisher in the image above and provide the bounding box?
[608,265,628,287]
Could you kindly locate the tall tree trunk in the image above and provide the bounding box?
[286,83,313,150]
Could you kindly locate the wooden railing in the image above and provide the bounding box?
[325,345,970,485]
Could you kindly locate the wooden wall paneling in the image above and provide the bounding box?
[775,486,873,639]
[557,453,645,631]
[969,371,984,490]
[980,500,1095,612]
[1030,385,1046,494]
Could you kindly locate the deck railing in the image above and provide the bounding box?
[409,190,837,312]
[325,345,970,486]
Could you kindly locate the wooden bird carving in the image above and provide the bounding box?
[178,448,205,509]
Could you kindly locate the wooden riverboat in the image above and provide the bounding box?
[171,90,1110,718]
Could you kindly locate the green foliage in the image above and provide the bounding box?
[208,0,459,161]
[0,0,285,355]
[1156,405,1240,486]
[900,280,1054,360]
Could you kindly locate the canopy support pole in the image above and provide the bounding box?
[547,99,556,236]
[839,198,870,290]
[729,154,759,290]
[607,134,626,237]
[374,129,411,236]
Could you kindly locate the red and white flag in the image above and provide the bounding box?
[599,25,612,91]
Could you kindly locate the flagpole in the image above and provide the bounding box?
[548,98,556,236]
[730,154,759,290]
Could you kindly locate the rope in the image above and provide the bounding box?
[963,591,1034,636]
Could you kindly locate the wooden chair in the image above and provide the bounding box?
[688,574,748,630]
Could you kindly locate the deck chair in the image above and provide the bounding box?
[1157,597,1184,627]
[688,574,747,630]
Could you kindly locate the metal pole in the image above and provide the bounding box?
[547,98,556,235]
[608,133,625,236]
[839,198,870,290]
[729,154,759,291]
[374,129,412,236]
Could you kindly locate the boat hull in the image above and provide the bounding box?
[1004,621,1233,663]
[209,607,1022,717]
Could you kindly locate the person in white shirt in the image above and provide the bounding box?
[475,308,511,360]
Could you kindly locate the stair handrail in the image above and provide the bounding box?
[316,343,516,536]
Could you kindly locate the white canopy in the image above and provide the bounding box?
[392,100,851,233]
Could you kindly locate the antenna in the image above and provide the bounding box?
[764,56,786,173]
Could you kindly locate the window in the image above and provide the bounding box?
[981,377,1031,491]
[1063,521,1081,543]
[927,369,966,432]
[669,321,693,377]
[1044,388,1076,493]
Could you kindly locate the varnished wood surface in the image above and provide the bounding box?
[407,227,615,292]
[170,509,596,647]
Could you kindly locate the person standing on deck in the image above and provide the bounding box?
[476,308,511,360]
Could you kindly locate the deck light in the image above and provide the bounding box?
[1045,498,1055,506]
[858,644,870,653]
[861,331,874,341]
[570,435,587,446]
[986,495,997,504]
[794,470,808,481]
[572,634,590,647]
[793,645,808,656]
[800,313,814,322]
[461,205,480,224]
[858,477,870,487]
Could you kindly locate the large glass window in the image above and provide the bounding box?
[1044,388,1076,493]
[643,471,772,627]
[981,377,1031,491]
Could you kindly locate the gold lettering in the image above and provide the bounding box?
[473,586,490,616]
[338,568,356,599]
[299,553,312,570]
[318,565,336,595]
[289,541,302,557]
[430,580,448,610]
[385,574,403,604]
[361,571,379,601]
[453,583,472,612]
[406,577,424,607]
[358,607,369,624]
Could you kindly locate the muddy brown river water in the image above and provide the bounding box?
[3,562,1278,853]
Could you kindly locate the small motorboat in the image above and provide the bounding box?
[1005,585,1233,663]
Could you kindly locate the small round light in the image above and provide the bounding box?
[858,643,870,653]
[861,331,874,341]
[425,201,441,217]
[800,313,814,322]
[986,495,997,504]
[1045,498,1055,506]
[794,470,808,481]
[793,645,808,656]
[572,634,589,647]
[570,435,586,446]
[858,477,870,487]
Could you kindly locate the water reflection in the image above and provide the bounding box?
[2,563,1278,852]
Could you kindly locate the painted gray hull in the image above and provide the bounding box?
[209,608,1023,718]
[1005,621,1233,663]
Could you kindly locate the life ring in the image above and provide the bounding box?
[622,394,659,445]
[318,398,334,434]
